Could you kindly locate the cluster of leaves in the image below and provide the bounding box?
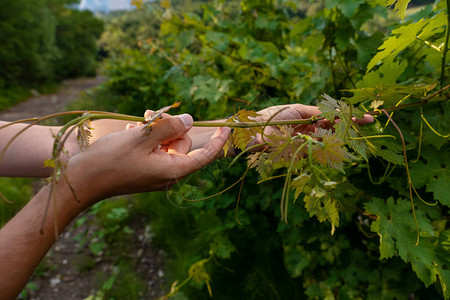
[72,0,449,299]
[226,91,449,296]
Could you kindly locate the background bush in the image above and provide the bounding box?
[0,0,103,89]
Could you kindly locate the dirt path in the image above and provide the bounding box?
[1,77,166,299]
[0,76,106,121]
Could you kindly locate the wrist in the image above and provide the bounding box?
[63,152,110,208]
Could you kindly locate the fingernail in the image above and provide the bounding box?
[222,127,231,135]
[177,114,193,127]
[214,126,231,138]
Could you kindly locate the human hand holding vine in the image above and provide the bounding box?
[66,114,230,203]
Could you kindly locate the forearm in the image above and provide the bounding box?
[0,171,89,300]
[0,119,130,178]
[0,122,78,177]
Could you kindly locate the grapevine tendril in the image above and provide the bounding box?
[382,109,420,246]
[421,110,450,138]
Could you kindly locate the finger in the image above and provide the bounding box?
[145,114,193,145]
[144,110,154,119]
[314,120,329,129]
[183,127,230,173]
[168,135,192,155]
[296,104,323,119]
[333,114,374,125]
[126,123,136,130]
[353,114,374,125]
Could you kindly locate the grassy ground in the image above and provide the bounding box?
[0,87,32,111]
[0,83,59,111]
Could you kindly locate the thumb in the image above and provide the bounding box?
[146,114,193,144]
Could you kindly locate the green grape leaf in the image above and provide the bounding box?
[223,109,262,156]
[355,31,385,65]
[267,126,307,166]
[205,31,230,52]
[348,81,436,107]
[373,148,405,166]
[364,58,408,88]
[188,259,211,285]
[231,109,261,150]
[426,177,449,206]
[318,94,340,122]
[302,34,326,56]
[209,235,236,259]
[223,138,233,158]
[284,245,312,277]
[367,12,445,73]
[160,15,181,36]
[436,230,450,299]
[248,153,273,179]
[365,197,438,286]
[291,172,311,201]
[190,75,233,103]
[325,0,365,18]
[312,129,354,171]
[346,126,369,161]
[417,11,446,38]
[410,147,450,206]
[234,129,257,151]
[290,18,310,40]
[318,94,364,129]
[386,0,412,21]
[304,187,340,231]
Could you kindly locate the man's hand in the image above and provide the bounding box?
[252,103,374,145]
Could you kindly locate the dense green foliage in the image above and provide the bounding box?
[0,0,57,86]
[78,0,450,299]
[0,178,33,227]
[0,0,103,88]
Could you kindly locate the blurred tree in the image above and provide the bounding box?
[0,0,103,87]
[54,9,104,78]
[0,0,57,86]
[99,8,161,55]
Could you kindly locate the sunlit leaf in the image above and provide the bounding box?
[312,129,354,171]
[224,109,262,156]
[386,0,412,21]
